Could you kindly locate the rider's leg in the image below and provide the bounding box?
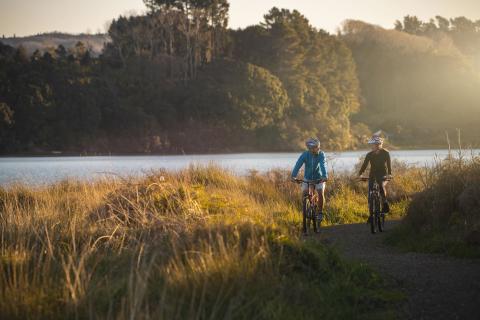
[316,186,325,212]
[301,183,309,202]
[316,183,326,220]
[301,183,308,233]
[380,179,389,213]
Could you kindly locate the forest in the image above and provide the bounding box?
[1,0,479,154]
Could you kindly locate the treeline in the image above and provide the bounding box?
[394,15,480,58]
[1,3,480,154]
[342,16,480,146]
[1,32,108,57]
[0,1,360,153]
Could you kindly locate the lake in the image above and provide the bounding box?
[0,149,477,186]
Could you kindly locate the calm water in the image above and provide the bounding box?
[0,150,477,186]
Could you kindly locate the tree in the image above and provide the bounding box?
[14,45,29,63]
[394,20,403,31]
[232,8,361,149]
[436,16,450,32]
[0,102,14,150]
[140,0,230,80]
[402,15,422,34]
[180,59,289,150]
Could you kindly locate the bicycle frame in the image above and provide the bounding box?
[360,177,390,234]
[294,178,326,234]
[306,183,318,209]
[369,181,381,210]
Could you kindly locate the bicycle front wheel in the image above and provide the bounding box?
[312,206,320,233]
[302,197,309,234]
[307,204,315,232]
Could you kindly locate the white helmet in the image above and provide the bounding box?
[368,135,384,145]
[305,138,320,149]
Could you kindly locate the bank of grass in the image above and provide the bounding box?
[385,154,480,258]
[385,225,480,258]
[0,165,405,319]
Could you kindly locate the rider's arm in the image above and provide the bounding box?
[358,153,370,176]
[386,151,392,175]
[320,151,328,179]
[291,152,306,178]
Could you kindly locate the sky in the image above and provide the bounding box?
[1,0,480,37]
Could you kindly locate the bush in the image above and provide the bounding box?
[387,154,480,258]
[405,155,480,233]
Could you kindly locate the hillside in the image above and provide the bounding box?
[1,32,109,56]
[342,19,480,147]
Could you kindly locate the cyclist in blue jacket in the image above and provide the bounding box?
[291,138,328,221]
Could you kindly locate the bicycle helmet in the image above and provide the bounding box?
[305,138,320,149]
[368,134,384,145]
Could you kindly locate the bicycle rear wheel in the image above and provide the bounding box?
[369,196,379,234]
[308,206,315,232]
[378,213,385,232]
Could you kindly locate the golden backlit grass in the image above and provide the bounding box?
[0,165,405,319]
[386,155,480,258]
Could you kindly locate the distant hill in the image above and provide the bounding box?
[0,32,110,56]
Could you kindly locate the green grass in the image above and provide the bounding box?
[385,224,480,259]
[0,165,403,319]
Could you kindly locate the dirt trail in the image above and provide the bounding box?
[319,220,480,320]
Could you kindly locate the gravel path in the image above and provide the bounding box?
[319,220,480,320]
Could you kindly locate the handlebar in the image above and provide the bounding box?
[358,176,393,182]
[292,178,328,184]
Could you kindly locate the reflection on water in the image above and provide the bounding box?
[0,150,477,185]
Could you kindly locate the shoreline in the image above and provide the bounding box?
[0,146,473,158]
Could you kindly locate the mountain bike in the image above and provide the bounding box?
[293,178,327,235]
[359,176,391,234]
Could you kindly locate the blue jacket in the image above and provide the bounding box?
[291,151,328,180]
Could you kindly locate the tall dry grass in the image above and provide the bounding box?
[0,165,402,319]
[386,153,480,257]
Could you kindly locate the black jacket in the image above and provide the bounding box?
[359,149,392,178]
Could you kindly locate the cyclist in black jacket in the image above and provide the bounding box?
[358,134,392,214]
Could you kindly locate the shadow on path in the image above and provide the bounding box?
[319,220,480,320]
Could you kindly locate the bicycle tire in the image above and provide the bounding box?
[370,195,379,234]
[308,205,314,232]
[302,197,308,233]
[374,196,381,233]
[378,213,385,232]
[368,193,374,233]
[312,205,319,233]
[302,196,308,234]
